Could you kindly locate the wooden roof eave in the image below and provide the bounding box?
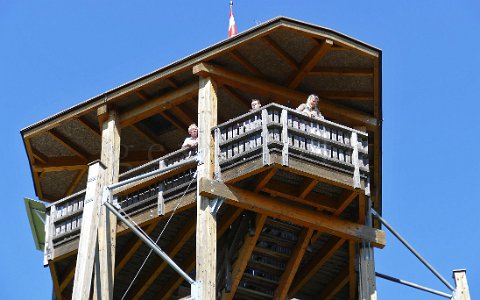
[20,16,381,140]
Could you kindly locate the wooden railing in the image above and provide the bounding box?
[44,147,198,256]
[44,103,370,258]
[213,103,369,184]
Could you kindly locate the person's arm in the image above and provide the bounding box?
[296,103,305,112]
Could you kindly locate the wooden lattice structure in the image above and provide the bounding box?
[21,17,383,299]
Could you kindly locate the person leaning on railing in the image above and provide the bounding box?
[296,94,324,119]
[182,123,198,148]
[250,99,262,112]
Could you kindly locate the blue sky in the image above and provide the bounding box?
[1,1,478,299]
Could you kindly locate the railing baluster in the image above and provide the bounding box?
[214,128,222,179]
[281,109,288,166]
[261,109,271,165]
[351,131,361,189]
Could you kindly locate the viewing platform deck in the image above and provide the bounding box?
[42,103,382,299]
[45,103,371,261]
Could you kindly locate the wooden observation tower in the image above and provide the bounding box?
[22,17,384,299]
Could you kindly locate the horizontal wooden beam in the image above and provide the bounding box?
[119,82,198,127]
[192,62,376,129]
[199,178,385,247]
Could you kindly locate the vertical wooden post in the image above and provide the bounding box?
[351,131,361,189]
[281,109,289,166]
[358,196,377,300]
[72,161,105,300]
[261,109,271,165]
[453,269,471,300]
[95,107,121,300]
[196,76,218,299]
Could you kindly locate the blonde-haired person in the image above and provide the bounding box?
[296,94,324,119]
[182,124,198,148]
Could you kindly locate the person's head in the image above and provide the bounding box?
[307,94,319,108]
[188,124,198,138]
[251,99,262,110]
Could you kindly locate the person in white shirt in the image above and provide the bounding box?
[182,123,198,148]
[296,94,324,119]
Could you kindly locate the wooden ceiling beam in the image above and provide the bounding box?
[130,123,168,153]
[165,77,179,89]
[334,190,358,217]
[310,67,373,76]
[288,237,346,297]
[261,36,298,70]
[193,62,377,129]
[159,111,189,133]
[298,178,318,199]
[119,82,198,127]
[63,168,87,197]
[31,150,160,174]
[254,167,277,193]
[229,50,264,77]
[223,86,251,110]
[47,129,89,161]
[274,227,314,299]
[311,190,358,244]
[262,178,337,212]
[287,39,333,89]
[221,214,268,300]
[199,178,385,247]
[25,139,48,164]
[77,116,101,137]
[319,265,350,300]
[169,106,195,126]
[131,217,197,300]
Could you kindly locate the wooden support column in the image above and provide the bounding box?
[453,269,471,300]
[95,107,121,300]
[72,161,105,300]
[358,196,377,300]
[196,76,218,299]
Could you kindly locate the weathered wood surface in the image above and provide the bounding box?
[71,161,105,300]
[453,270,471,300]
[199,178,385,248]
[196,76,218,300]
[214,103,369,188]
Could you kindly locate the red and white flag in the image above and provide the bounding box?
[228,1,237,38]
